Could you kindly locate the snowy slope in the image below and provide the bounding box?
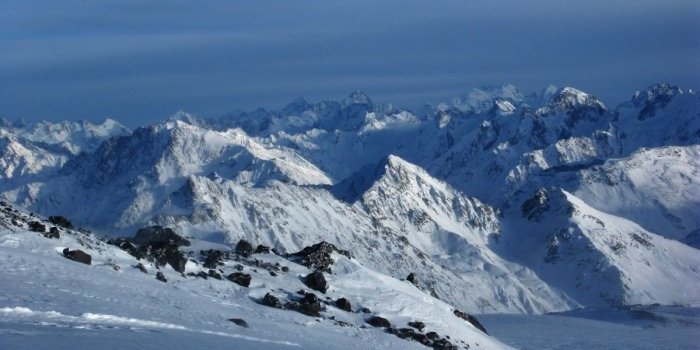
[0,203,509,350]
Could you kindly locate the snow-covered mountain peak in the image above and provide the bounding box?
[451,84,525,114]
[342,90,374,109]
[538,86,607,114]
[631,83,684,107]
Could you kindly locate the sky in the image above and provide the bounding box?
[1,0,699,127]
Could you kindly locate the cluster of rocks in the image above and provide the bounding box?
[287,241,351,272]
[107,226,190,273]
[366,317,468,350]
[453,309,488,335]
[257,288,356,319]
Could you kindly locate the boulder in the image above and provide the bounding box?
[335,298,352,312]
[156,271,167,282]
[304,271,328,293]
[453,309,488,334]
[289,241,351,272]
[62,248,92,265]
[132,226,190,247]
[201,249,225,269]
[302,293,319,304]
[28,221,45,233]
[227,272,251,287]
[227,318,248,328]
[408,321,426,332]
[426,331,439,340]
[48,216,73,229]
[367,316,391,328]
[285,300,322,317]
[136,262,148,273]
[361,307,371,313]
[196,271,209,279]
[261,293,282,309]
[412,333,430,345]
[208,269,222,280]
[44,227,60,239]
[253,244,271,254]
[166,251,188,273]
[406,272,416,285]
[235,239,253,257]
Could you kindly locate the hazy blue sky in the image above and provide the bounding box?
[1,0,699,127]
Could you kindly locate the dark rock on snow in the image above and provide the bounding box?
[136,262,148,273]
[227,272,251,287]
[48,216,73,229]
[235,239,254,257]
[367,316,391,328]
[335,298,352,312]
[408,321,426,332]
[253,244,271,254]
[44,227,60,239]
[156,271,167,282]
[261,293,282,309]
[454,309,488,334]
[289,241,351,272]
[28,221,45,233]
[208,269,222,280]
[304,271,328,293]
[227,318,248,328]
[62,248,92,265]
[132,226,190,247]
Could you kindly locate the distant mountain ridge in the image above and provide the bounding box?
[1,83,698,314]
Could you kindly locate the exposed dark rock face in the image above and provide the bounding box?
[361,307,371,313]
[304,271,328,293]
[62,248,91,265]
[408,321,426,332]
[48,216,73,229]
[28,221,45,233]
[201,249,226,269]
[235,239,254,257]
[406,272,417,285]
[156,271,167,282]
[366,316,391,328]
[208,269,222,280]
[285,300,322,317]
[196,271,209,279]
[335,298,352,312]
[227,318,248,328]
[253,244,271,254]
[289,241,351,272]
[136,262,148,273]
[227,272,251,287]
[132,226,190,247]
[260,293,282,309]
[44,227,60,239]
[454,309,488,334]
[521,188,550,222]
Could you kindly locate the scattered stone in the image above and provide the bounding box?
[201,249,225,269]
[227,272,251,287]
[406,272,417,285]
[196,271,209,279]
[208,269,222,280]
[302,293,319,304]
[131,226,190,247]
[412,333,430,345]
[408,321,426,332]
[285,300,322,317]
[44,227,60,239]
[426,331,439,340]
[366,316,391,328]
[361,307,371,313]
[253,244,271,254]
[289,241,351,272]
[235,239,254,257]
[28,221,46,233]
[304,271,328,293]
[227,318,248,328]
[281,266,289,272]
[156,271,167,282]
[62,248,92,265]
[234,264,244,271]
[453,309,488,334]
[336,298,352,312]
[268,270,277,277]
[261,293,282,309]
[136,262,148,273]
[48,216,73,229]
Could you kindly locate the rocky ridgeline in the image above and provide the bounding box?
[1,204,485,350]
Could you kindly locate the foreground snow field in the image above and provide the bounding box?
[0,206,507,350]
